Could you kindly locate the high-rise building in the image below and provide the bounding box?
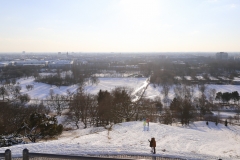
[216,52,228,60]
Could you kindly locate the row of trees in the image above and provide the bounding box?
[0,102,63,145]
[160,84,240,126]
[66,87,162,129]
[35,70,99,87]
[0,85,161,146]
[0,85,31,103]
[2,81,240,147]
[215,91,239,104]
[160,84,216,125]
[146,58,240,86]
[0,82,64,146]
[65,84,231,128]
[0,66,40,81]
[0,63,100,87]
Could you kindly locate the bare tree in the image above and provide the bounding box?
[161,108,173,125]
[161,84,170,107]
[207,88,216,105]
[135,98,153,121]
[26,84,34,91]
[153,96,163,114]
[12,86,22,99]
[49,89,54,98]
[88,95,98,127]
[170,97,196,125]
[89,76,100,85]
[18,93,31,104]
[68,88,94,129]
[174,84,194,101]
[198,84,206,96]
[161,84,170,98]
[47,94,68,116]
[0,86,9,100]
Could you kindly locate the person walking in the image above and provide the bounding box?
[148,137,156,154]
[146,118,150,131]
[143,118,146,131]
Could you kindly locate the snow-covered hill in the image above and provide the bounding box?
[4,76,239,159]
[1,121,239,159]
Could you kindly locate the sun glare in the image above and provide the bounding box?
[119,0,161,22]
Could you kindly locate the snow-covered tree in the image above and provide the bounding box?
[20,113,63,142]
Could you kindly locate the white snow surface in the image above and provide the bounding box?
[218,76,230,80]
[17,77,147,99]
[184,76,192,81]
[144,84,240,101]
[212,111,238,118]
[16,77,240,101]
[3,77,240,159]
[195,76,205,80]
[208,76,218,81]
[1,121,240,160]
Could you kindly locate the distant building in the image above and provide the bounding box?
[232,77,240,85]
[14,60,48,66]
[216,52,228,60]
[159,55,168,59]
[0,62,10,67]
[48,60,73,68]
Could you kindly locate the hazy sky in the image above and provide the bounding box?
[0,0,239,52]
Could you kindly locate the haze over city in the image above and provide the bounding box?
[1,1,240,160]
[0,0,240,52]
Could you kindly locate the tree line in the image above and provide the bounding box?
[49,86,162,129]
[215,91,239,104]
[0,84,162,146]
[160,85,240,126]
[1,82,240,147]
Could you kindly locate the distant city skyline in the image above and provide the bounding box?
[0,0,240,52]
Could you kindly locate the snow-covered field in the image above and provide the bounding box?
[1,77,240,159]
[1,121,240,160]
[212,111,239,119]
[17,77,148,99]
[17,77,240,101]
[145,84,240,101]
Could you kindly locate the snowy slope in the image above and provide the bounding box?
[16,77,240,102]
[5,77,240,159]
[17,77,148,99]
[1,121,239,160]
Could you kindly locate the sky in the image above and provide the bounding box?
[0,0,240,52]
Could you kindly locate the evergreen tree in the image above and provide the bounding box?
[20,113,63,142]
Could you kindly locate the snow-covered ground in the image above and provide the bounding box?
[195,76,205,80]
[1,121,240,160]
[212,111,239,119]
[16,77,147,99]
[144,84,240,102]
[2,77,240,159]
[16,77,240,101]
[184,76,192,81]
[174,76,182,80]
[208,76,218,81]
